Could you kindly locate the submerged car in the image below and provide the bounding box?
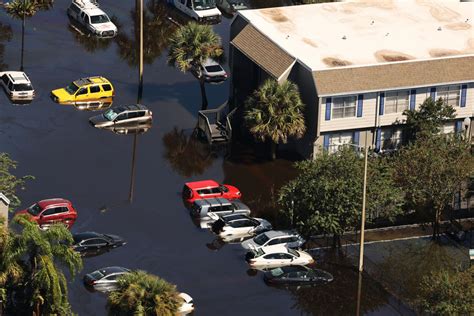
[183,180,241,203]
[83,266,130,292]
[216,0,247,15]
[191,58,228,83]
[51,76,114,104]
[241,230,305,250]
[0,71,35,101]
[210,213,272,237]
[67,0,118,37]
[177,292,194,315]
[89,104,152,128]
[72,232,126,257]
[264,265,334,286]
[245,245,314,269]
[16,198,78,230]
[191,198,250,218]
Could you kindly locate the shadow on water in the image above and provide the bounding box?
[162,127,216,177]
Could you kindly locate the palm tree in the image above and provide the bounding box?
[107,270,181,316]
[168,22,223,110]
[0,22,13,71]
[0,215,82,315]
[4,0,38,71]
[244,79,306,160]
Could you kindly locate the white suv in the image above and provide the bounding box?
[0,71,35,101]
[67,0,117,37]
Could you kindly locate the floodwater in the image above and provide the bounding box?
[1,1,405,315]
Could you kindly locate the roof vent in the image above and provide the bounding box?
[286,35,290,39]
[385,32,390,37]
[437,26,442,31]
[370,20,374,25]
[466,18,470,23]
[342,35,347,40]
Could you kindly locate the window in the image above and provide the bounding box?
[115,113,128,121]
[1,74,8,85]
[280,253,293,260]
[385,90,409,114]
[83,239,101,245]
[268,238,281,246]
[263,254,280,260]
[70,4,80,13]
[332,96,356,119]
[90,86,100,93]
[76,87,87,95]
[128,112,140,119]
[381,129,403,151]
[437,85,460,107]
[197,189,212,195]
[42,208,56,216]
[210,187,221,194]
[328,132,353,154]
[102,84,112,91]
[442,122,455,134]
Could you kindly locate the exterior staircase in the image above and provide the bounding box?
[197,102,236,144]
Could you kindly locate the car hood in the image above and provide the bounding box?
[92,22,117,32]
[89,114,108,126]
[51,88,73,102]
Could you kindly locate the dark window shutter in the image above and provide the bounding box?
[430,87,436,100]
[375,128,381,151]
[409,89,416,111]
[379,93,385,115]
[455,120,462,133]
[323,134,330,150]
[325,98,332,121]
[357,94,363,117]
[353,131,360,146]
[460,85,467,108]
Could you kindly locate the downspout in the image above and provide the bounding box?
[373,92,380,149]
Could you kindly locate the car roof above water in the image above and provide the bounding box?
[262,230,298,239]
[113,104,148,112]
[73,231,102,241]
[193,197,231,207]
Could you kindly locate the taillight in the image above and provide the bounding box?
[91,280,97,285]
[149,111,153,117]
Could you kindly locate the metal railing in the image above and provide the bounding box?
[197,102,234,144]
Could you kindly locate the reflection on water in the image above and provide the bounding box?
[115,1,178,66]
[0,22,12,71]
[103,122,152,135]
[67,17,118,53]
[163,127,215,177]
[69,97,114,111]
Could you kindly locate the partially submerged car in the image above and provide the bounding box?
[177,292,194,315]
[183,180,241,203]
[264,265,334,286]
[51,76,114,104]
[72,232,126,257]
[16,198,78,230]
[168,0,221,23]
[83,266,130,292]
[191,197,250,218]
[241,230,305,251]
[0,71,35,101]
[191,58,228,83]
[245,245,314,269]
[216,0,247,16]
[89,104,152,128]
[210,213,272,238]
[67,0,117,37]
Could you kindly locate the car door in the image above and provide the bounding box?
[39,206,65,227]
[113,112,128,125]
[88,85,101,100]
[97,274,119,291]
[75,87,89,101]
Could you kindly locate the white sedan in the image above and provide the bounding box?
[245,245,314,269]
[210,213,272,238]
[177,292,194,315]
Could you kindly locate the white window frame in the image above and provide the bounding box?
[380,128,403,151]
[332,96,357,119]
[437,85,460,107]
[385,90,409,114]
[328,132,353,153]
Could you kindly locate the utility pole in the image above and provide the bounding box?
[359,132,369,272]
[137,0,144,103]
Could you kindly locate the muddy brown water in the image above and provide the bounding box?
[0,0,404,314]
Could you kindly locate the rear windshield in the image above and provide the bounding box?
[13,83,33,91]
[90,15,110,24]
[254,233,270,245]
[90,271,105,280]
[270,268,284,277]
[205,65,223,73]
[288,248,300,257]
[27,203,43,216]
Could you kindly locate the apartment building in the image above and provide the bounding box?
[229,0,474,158]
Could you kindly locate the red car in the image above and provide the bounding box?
[182,180,241,203]
[16,198,78,230]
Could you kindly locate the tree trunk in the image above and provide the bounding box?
[270,141,277,160]
[20,15,25,71]
[199,78,208,110]
[433,208,441,239]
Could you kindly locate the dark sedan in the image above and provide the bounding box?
[73,232,126,257]
[264,265,334,286]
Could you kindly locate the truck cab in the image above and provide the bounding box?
[168,0,221,23]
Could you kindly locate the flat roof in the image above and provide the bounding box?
[238,0,474,71]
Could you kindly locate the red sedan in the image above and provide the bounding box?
[16,198,78,230]
[182,180,241,203]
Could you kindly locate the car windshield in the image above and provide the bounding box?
[27,203,43,216]
[270,268,284,277]
[254,233,270,245]
[193,0,216,10]
[13,83,33,91]
[65,83,79,95]
[90,14,110,24]
[103,108,119,121]
[219,185,229,193]
[90,271,105,280]
[288,248,300,257]
[205,65,223,73]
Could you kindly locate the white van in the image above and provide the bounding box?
[168,0,221,23]
[67,0,117,37]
